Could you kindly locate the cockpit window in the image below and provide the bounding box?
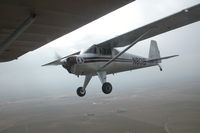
[100,48,111,55]
[85,45,97,54]
[84,45,111,55]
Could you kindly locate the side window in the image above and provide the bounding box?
[95,47,111,55]
[100,48,103,55]
[100,48,111,55]
[106,49,111,55]
[94,47,97,54]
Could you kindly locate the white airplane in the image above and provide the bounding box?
[43,39,177,97]
[43,4,200,97]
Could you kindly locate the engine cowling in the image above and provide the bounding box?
[62,56,77,73]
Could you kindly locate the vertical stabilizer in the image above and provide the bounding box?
[149,40,161,63]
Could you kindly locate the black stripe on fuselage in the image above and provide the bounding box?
[83,57,132,63]
[84,60,132,63]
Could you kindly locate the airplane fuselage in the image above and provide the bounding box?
[63,51,157,76]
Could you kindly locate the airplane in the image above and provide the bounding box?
[43,39,177,97]
[42,4,200,97]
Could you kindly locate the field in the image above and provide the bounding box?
[0,80,199,133]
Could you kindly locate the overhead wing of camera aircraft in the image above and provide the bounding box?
[0,0,134,62]
[0,1,200,97]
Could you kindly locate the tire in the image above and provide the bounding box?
[102,82,112,94]
[77,87,86,97]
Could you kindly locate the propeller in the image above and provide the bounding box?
[42,51,80,66]
[54,51,62,59]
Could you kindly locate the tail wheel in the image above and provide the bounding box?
[102,82,112,94]
[77,87,86,97]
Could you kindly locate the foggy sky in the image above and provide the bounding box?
[0,0,200,99]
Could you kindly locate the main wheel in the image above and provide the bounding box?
[102,82,112,94]
[77,87,86,97]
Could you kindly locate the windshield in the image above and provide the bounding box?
[84,45,111,55]
[84,45,97,54]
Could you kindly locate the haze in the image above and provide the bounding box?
[0,0,199,133]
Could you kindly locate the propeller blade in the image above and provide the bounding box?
[42,51,80,66]
[54,51,62,59]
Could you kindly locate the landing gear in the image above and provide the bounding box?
[76,71,113,97]
[76,74,92,97]
[77,87,86,97]
[97,71,113,95]
[102,82,112,94]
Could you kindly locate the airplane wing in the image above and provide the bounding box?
[0,0,134,62]
[97,4,200,48]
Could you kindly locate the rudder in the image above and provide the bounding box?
[149,40,161,63]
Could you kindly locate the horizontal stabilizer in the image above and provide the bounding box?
[145,55,179,62]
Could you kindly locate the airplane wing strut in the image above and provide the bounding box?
[100,29,152,70]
